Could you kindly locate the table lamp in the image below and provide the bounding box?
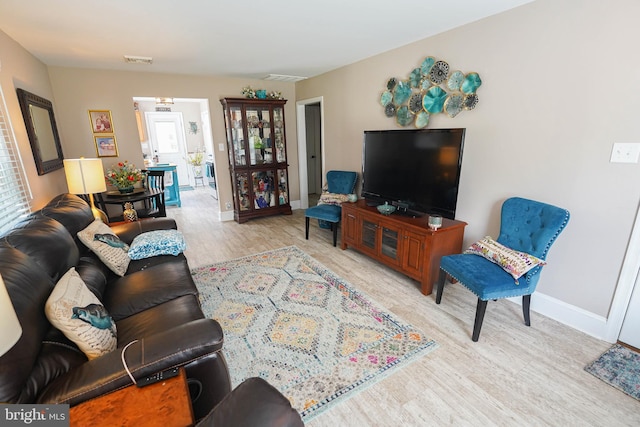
[64,158,108,222]
[0,273,22,356]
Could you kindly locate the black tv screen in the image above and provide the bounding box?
[361,128,465,219]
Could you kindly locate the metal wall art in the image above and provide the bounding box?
[380,56,482,128]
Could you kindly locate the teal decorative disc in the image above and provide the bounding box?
[386,77,398,91]
[444,93,463,118]
[415,111,430,128]
[447,71,464,91]
[422,86,447,114]
[396,106,413,127]
[393,81,412,106]
[461,72,482,94]
[380,90,392,106]
[421,56,435,75]
[409,68,422,88]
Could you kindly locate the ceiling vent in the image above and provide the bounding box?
[263,74,307,82]
[124,55,153,65]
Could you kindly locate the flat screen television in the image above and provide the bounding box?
[361,128,465,219]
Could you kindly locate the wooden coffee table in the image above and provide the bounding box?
[70,368,193,427]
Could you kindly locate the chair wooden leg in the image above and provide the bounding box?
[523,294,531,326]
[472,299,488,342]
[305,217,310,240]
[332,222,338,247]
[435,269,447,304]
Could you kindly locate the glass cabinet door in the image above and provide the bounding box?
[277,169,288,205]
[381,227,399,261]
[229,106,246,166]
[252,170,275,209]
[273,107,286,162]
[235,172,250,211]
[246,106,273,166]
[362,219,377,250]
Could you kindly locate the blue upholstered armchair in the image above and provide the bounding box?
[436,197,570,341]
[305,171,358,247]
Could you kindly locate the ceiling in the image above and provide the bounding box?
[0,0,532,80]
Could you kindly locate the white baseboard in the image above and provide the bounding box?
[219,210,234,222]
[507,293,611,342]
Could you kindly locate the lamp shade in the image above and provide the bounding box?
[64,158,107,194]
[0,273,22,356]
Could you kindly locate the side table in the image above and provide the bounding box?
[69,368,193,427]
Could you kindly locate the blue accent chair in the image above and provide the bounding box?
[436,197,570,341]
[305,171,358,247]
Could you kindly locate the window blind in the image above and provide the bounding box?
[0,85,31,234]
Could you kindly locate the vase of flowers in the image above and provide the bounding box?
[105,161,143,193]
[188,150,204,178]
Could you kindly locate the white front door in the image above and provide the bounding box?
[145,112,189,186]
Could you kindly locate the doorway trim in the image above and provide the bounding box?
[605,200,640,341]
[296,96,325,209]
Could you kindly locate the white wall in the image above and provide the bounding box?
[296,0,640,333]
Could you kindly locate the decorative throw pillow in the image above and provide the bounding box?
[127,229,186,260]
[319,192,351,206]
[77,219,130,276]
[465,236,546,283]
[45,267,117,360]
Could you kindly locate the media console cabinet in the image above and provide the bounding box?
[341,200,467,295]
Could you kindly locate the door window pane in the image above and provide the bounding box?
[154,122,179,153]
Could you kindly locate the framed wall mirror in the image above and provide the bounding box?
[16,88,64,175]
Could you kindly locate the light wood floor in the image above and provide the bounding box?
[169,187,639,426]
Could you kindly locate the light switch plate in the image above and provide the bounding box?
[218,143,225,152]
[610,143,640,163]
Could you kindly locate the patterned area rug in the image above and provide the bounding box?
[584,344,640,400]
[192,246,438,421]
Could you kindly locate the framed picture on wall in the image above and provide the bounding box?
[88,110,114,133]
[94,135,119,157]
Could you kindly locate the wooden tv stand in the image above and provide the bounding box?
[341,200,467,295]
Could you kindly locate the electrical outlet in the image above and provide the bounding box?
[610,143,640,163]
[225,201,232,210]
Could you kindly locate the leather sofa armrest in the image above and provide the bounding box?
[110,218,177,244]
[196,377,304,427]
[37,319,224,406]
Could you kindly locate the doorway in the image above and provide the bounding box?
[305,103,322,206]
[296,97,325,209]
[133,97,218,195]
[145,111,189,185]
